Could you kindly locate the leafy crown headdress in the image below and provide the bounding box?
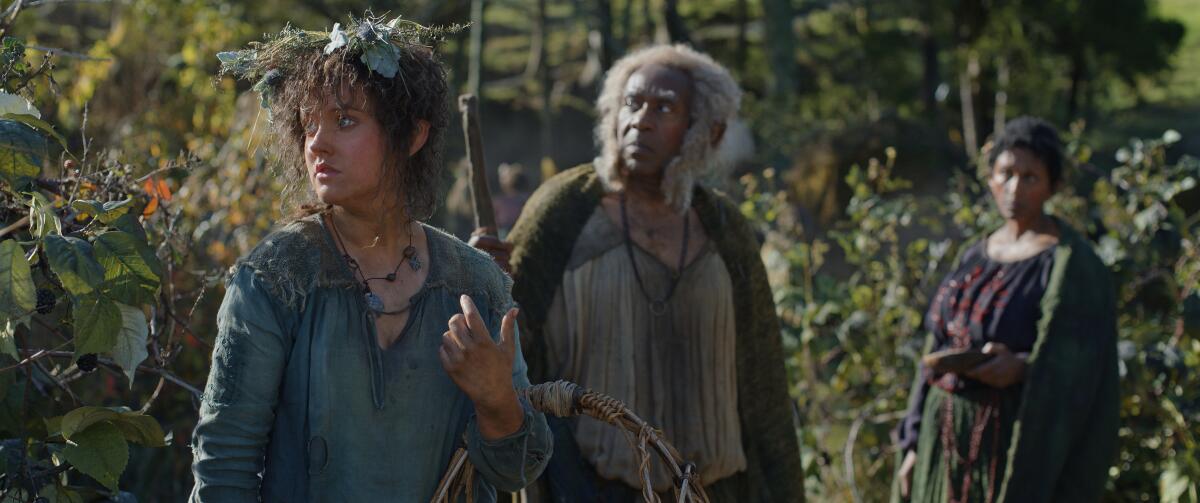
[216,12,464,108]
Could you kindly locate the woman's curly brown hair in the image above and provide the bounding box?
[266,45,450,220]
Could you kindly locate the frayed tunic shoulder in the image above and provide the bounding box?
[189,214,551,502]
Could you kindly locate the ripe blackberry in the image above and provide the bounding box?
[76,353,98,373]
[35,289,55,314]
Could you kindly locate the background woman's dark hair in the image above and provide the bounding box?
[987,116,1065,186]
[266,45,450,220]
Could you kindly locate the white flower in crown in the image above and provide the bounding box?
[324,23,348,55]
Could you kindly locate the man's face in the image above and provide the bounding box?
[616,64,693,179]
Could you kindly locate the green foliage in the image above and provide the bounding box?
[93,231,160,307]
[44,235,105,296]
[742,128,1200,501]
[60,421,128,491]
[109,304,149,385]
[69,294,118,357]
[49,406,167,448]
[0,6,177,498]
[0,119,44,187]
[70,200,134,226]
[0,239,35,321]
[2,113,68,151]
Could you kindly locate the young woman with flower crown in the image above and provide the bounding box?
[189,15,550,502]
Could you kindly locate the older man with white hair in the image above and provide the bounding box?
[477,44,803,502]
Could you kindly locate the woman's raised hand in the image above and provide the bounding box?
[441,295,524,439]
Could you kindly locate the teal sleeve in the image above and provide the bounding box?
[190,266,294,502]
[466,314,553,493]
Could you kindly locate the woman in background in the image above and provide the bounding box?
[893,116,1119,503]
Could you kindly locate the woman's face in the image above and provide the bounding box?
[988,147,1055,223]
[302,92,390,211]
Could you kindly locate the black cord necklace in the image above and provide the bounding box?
[619,191,689,316]
[328,215,421,316]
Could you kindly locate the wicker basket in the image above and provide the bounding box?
[431,380,710,503]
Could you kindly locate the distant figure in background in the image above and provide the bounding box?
[892,117,1119,503]
[478,44,803,502]
[443,159,477,238]
[493,162,533,236]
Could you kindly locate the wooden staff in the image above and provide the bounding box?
[458,94,497,235]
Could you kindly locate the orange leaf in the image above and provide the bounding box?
[142,196,159,217]
[157,179,172,201]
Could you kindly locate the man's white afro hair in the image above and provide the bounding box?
[594,44,751,212]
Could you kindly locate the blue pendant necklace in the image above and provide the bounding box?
[329,215,421,316]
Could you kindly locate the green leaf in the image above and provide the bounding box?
[0,317,23,361]
[0,238,35,319]
[0,489,30,501]
[61,421,128,491]
[39,484,85,503]
[2,113,67,150]
[0,118,45,185]
[0,372,23,435]
[109,303,148,386]
[107,211,148,244]
[57,406,121,440]
[28,191,62,239]
[55,406,165,447]
[94,231,160,306]
[45,235,105,296]
[0,359,10,401]
[71,293,120,355]
[71,198,135,225]
[44,414,63,438]
[1,37,26,73]
[0,92,38,118]
[109,412,165,447]
[361,41,400,78]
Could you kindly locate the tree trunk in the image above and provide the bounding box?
[595,0,618,69]
[620,0,633,49]
[524,0,545,82]
[761,0,798,97]
[1067,52,1085,121]
[641,0,655,43]
[993,57,1009,135]
[537,0,553,164]
[959,51,979,161]
[447,24,466,94]
[467,0,486,100]
[661,0,690,44]
[735,0,748,74]
[921,30,940,118]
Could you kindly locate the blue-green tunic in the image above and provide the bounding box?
[190,215,552,502]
